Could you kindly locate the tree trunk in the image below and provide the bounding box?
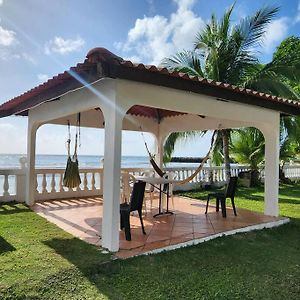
[279,162,291,183]
[221,129,231,182]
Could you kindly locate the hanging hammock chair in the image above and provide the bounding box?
[63,113,82,188]
[143,130,217,185]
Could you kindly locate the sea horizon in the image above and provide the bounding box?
[0,153,152,169]
[0,153,202,170]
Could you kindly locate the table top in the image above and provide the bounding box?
[135,176,179,184]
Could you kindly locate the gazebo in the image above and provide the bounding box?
[1,48,300,251]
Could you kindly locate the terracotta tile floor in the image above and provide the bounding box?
[33,195,284,258]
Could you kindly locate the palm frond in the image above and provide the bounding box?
[229,128,265,169]
[235,6,279,50]
[160,50,204,77]
[247,77,299,99]
[210,131,224,165]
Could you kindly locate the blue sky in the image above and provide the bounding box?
[0,0,299,156]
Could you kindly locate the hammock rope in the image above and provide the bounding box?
[141,131,165,177]
[142,130,217,185]
[63,113,82,188]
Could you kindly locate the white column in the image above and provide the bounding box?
[16,157,27,202]
[154,134,166,170]
[101,105,124,252]
[261,118,280,216]
[25,119,39,206]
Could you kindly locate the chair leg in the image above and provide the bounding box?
[220,197,226,218]
[122,211,131,241]
[216,197,220,212]
[170,184,175,209]
[150,192,153,211]
[138,210,146,235]
[120,213,124,230]
[143,199,147,215]
[231,196,237,216]
[171,190,175,209]
[205,195,210,214]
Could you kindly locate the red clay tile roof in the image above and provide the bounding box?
[0,47,300,118]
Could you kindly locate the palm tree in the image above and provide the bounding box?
[230,126,299,184]
[161,4,299,180]
[230,127,264,185]
[230,128,265,171]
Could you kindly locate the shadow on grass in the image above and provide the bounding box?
[0,202,30,215]
[0,236,16,254]
[43,238,118,298]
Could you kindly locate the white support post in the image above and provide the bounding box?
[16,157,27,202]
[101,105,124,252]
[25,119,39,206]
[261,119,280,217]
[154,135,166,170]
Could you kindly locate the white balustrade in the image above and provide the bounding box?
[59,174,64,192]
[32,168,104,201]
[50,174,56,193]
[91,173,96,190]
[0,169,23,202]
[282,164,300,179]
[1,163,300,203]
[83,173,88,191]
[3,175,9,197]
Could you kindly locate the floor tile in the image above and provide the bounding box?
[33,195,283,259]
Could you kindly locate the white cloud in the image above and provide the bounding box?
[0,25,16,47]
[262,18,289,53]
[0,0,3,6]
[45,36,85,55]
[37,73,49,82]
[116,0,204,65]
[0,21,18,60]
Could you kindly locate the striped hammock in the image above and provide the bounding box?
[145,130,217,185]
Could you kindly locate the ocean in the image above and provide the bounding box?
[0,154,200,169]
[0,154,151,169]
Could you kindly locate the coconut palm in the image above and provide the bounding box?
[230,128,265,171]
[161,4,300,180]
[230,126,299,183]
[229,127,264,186]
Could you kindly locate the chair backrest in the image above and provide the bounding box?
[225,176,238,197]
[130,181,146,212]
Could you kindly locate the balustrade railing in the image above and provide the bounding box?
[282,164,300,179]
[0,169,25,202]
[34,168,104,200]
[1,163,300,203]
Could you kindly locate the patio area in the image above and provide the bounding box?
[33,194,286,259]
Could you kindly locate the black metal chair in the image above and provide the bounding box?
[120,181,146,241]
[205,176,238,218]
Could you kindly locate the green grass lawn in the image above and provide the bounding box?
[179,183,300,219]
[0,184,299,299]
